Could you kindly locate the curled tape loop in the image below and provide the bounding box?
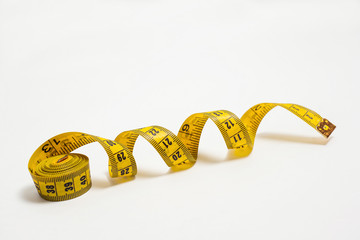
[28,103,336,201]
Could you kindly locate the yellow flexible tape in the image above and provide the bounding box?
[28,103,336,201]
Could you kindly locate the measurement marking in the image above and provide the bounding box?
[178,131,192,135]
[157,133,170,145]
[169,147,181,158]
[47,140,59,154]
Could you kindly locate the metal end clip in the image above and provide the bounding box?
[316,118,336,138]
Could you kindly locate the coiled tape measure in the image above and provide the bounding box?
[28,103,336,201]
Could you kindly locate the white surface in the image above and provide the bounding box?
[1,1,359,239]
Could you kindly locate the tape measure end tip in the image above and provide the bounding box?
[317,118,336,138]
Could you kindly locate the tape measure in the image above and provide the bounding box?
[28,103,336,201]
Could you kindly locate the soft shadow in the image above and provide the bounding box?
[20,185,51,204]
[197,152,223,163]
[257,133,331,145]
[197,150,248,164]
[169,162,194,173]
[91,173,135,189]
[136,163,194,178]
[136,170,168,178]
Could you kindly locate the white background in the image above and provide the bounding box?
[0,0,359,239]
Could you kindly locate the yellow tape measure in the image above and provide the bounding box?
[28,103,336,201]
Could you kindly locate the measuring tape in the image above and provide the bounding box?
[28,103,336,201]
